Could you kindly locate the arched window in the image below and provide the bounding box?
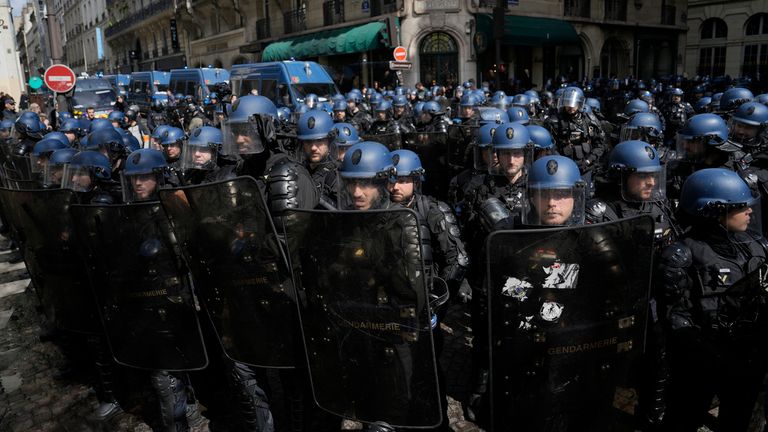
[746,13,768,36]
[700,18,727,39]
[419,32,458,87]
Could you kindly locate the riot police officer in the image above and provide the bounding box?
[544,87,605,178]
[346,92,372,132]
[658,168,768,432]
[63,150,119,204]
[332,122,361,163]
[661,88,694,145]
[728,101,768,152]
[179,126,225,185]
[13,111,46,156]
[147,99,169,132]
[332,99,348,123]
[159,126,186,167]
[523,155,586,226]
[296,109,339,208]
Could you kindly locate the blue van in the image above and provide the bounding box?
[229,61,339,110]
[72,78,117,118]
[104,74,130,96]
[168,68,229,104]
[128,71,171,112]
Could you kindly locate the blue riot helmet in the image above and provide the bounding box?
[62,150,112,192]
[719,87,754,113]
[43,131,70,148]
[221,95,278,156]
[0,119,13,141]
[58,119,84,143]
[711,92,723,111]
[526,125,555,160]
[676,113,729,162]
[506,106,530,125]
[86,127,126,164]
[118,129,141,153]
[392,95,408,107]
[369,93,383,110]
[108,111,127,128]
[304,93,319,109]
[277,107,292,124]
[291,104,311,125]
[121,148,169,202]
[15,112,44,139]
[608,140,666,202]
[756,94,768,106]
[159,126,186,162]
[473,89,487,105]
[182,126,222,171]
[390,149,425,202]
[478,107,510,125]
[332,100,348,121]
[297,109,336,165]
[88,118,113,133]
[338,141,395,210]
[422,101,443,117]
[695,96,712,114]
[680,168,761,234]
[319,101,334,114]
[511,94,531,109]
[525,155,585,226]
[473,123,498,171]
[460,94,479,119]
[208,92,219,103]
[557,87,585,113]
[585,97,601,114]
[623,99,650,118]
[333,122,361,162]
[729,101,768,147]
[331,93,346,104]
[394,87,405,96]
[150,125,171,150]
[668,87,685,103]
[620,112,664,146]
[374,100,393,122]
[413,102,426,120]
[31,138,69,173]
[524,90,539,99]
[489,122,532,178]
[346,91,362,106]
[490,93,508,111]
[638,90,654,106]
[58,111,73,124]
[43,147,78,188]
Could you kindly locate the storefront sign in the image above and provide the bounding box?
[414,0,459,13]
[170,19,180,52]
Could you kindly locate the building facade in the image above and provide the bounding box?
[234,0,687,91]
[62,0,111,74]
[0,0,24,99]
[685,0,768,85]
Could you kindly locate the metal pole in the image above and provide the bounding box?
[44,0,69,112]
[493,0,506,91]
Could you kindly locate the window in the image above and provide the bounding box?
[743,44,768,78]
[419,32,459,87]
[701,18,727,40]
[746,13,768,36]
[698,46,726,76]
[261,79,277,101]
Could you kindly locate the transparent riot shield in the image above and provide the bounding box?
[157,177,298,368]
[0,188,101,334]
[283,208,442,428]
[447,123,479,172]
[486,216,655,431]
[360,132,402,151]
[70,202,208,371]
[402,131,451,200]
[6,154,33,182]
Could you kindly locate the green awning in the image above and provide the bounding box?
[262,21,388,61]
[475,14,579,46]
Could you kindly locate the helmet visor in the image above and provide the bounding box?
[181,143,218,171]
[523,185,586,226]
[121,172,164,203]
[728,117,762,146]
[620,169,667,202]
[675,135,710,162]
[43,162,68,188]
[557,92,584,109]
[338,176,391,211]
[620,125,662,144]
[489,146,532,177]
[29,153,50,174]
[221,119,265,155]
[62,165,96,192]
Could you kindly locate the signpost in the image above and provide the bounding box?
[44,64,76,93]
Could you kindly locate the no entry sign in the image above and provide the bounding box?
[44,64,76,93]
[393,46,407,62]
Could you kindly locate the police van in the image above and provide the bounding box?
[104,74,130,96]
[72,78,117,118]
[168,68,230,104]
[229,61,339,110]
[128,71,171,113]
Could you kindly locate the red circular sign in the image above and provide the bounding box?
[393,46,407,62]
[44,64,76,93]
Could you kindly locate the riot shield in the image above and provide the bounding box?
[0,188,101,334]
[70,202,208,371]
[403,131,451,200]
[157,177,298,368]
[447,123,479,171]
[6,154,33,182]
[486,216,655,431]
[284,208,442,428]
[360,132,402,151]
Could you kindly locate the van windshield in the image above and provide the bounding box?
[291,83,337,102]
[156,84,169,92]
[72,89,117,109]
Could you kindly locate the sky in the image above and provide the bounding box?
[10,0,26,17]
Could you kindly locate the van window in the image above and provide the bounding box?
[236,79,259,96]
[278,84,292,107]
[261,79,277,100]
[131,80,144,95]
[184,81,196,96]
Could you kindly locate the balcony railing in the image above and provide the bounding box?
[564,0,589,18]
[256,17,270,39]
[323,0,344,26]
[371,0,397,16]
[661,5,676,25]
[604,0,626,21]
[283,9,307,34]
[104,0,174,38]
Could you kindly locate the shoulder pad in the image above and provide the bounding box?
[585,199,608,220]
[742,171,759,189]
[660,242,692,268]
